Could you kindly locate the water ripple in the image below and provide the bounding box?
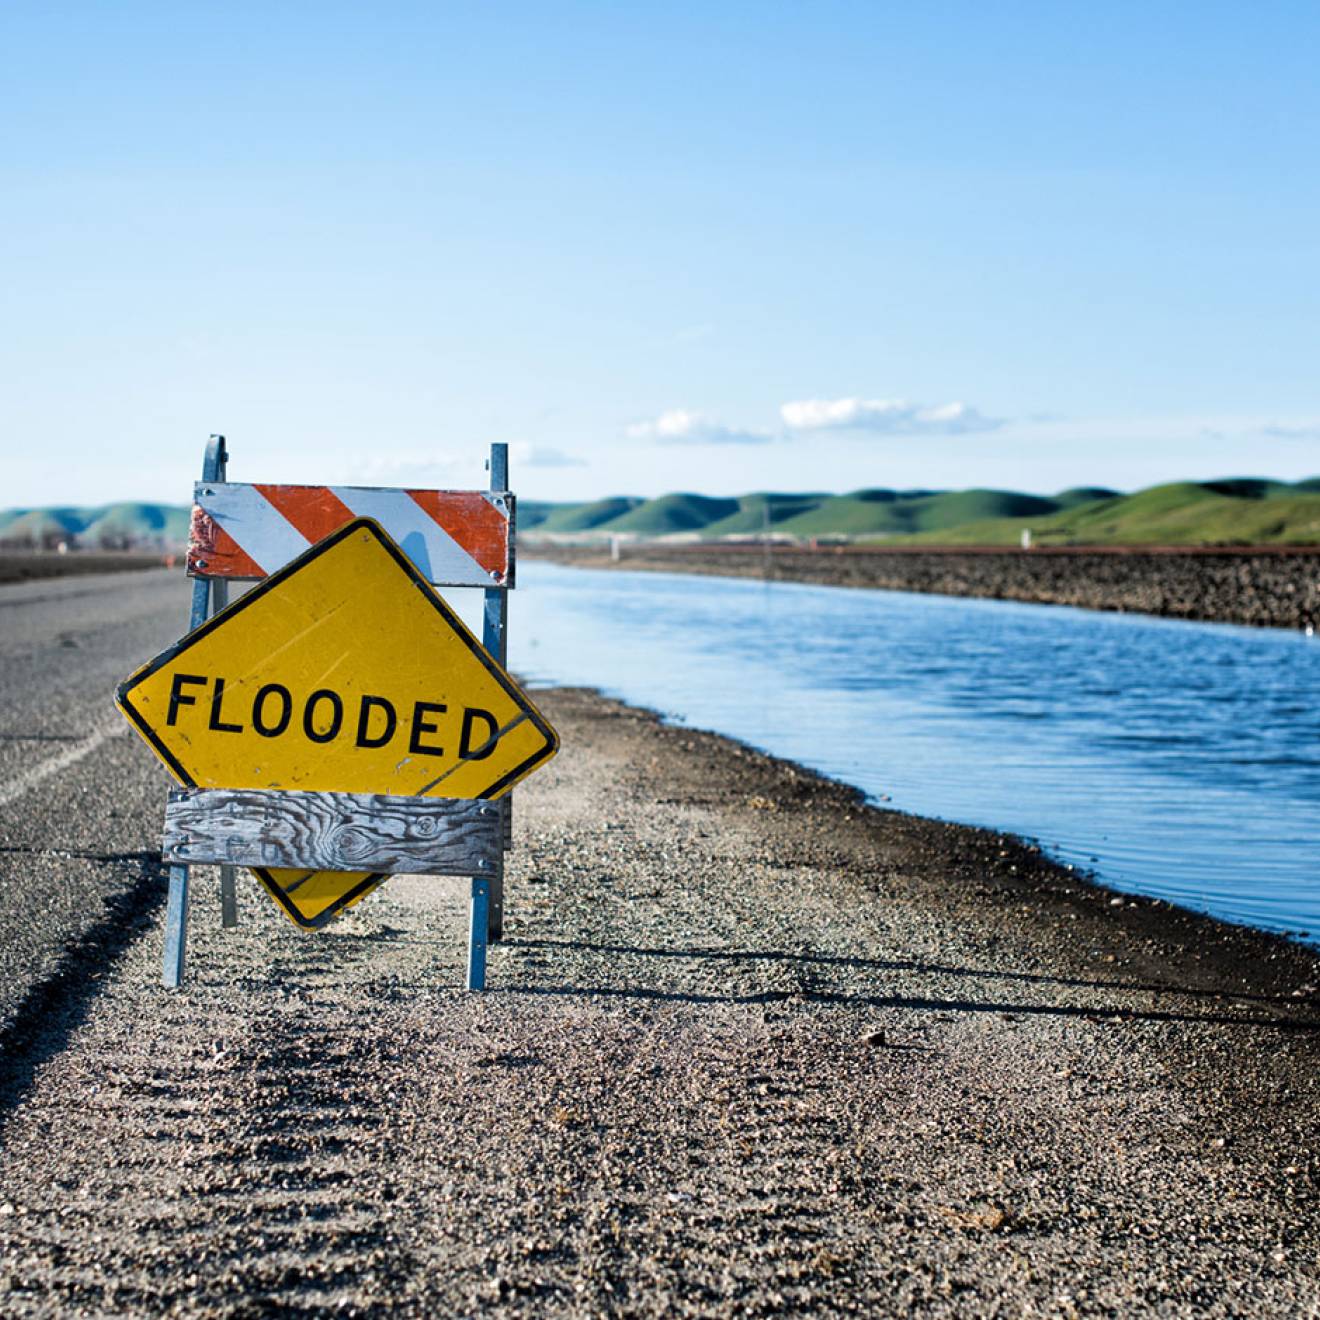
[506,564,1320,945]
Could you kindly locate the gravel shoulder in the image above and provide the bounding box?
[0,554,171,586]
[0,686,1318,1317]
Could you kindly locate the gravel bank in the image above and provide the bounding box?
[0,553,172,585]
[0,686,1317,1316]
[527,544,1320,631]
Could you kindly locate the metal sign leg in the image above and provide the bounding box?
[471,445,504,995]
[220,867,238,927]
[473,442,501,992]
[161,434,227,988]
[467,876,489,991]
[483,442,510,944]
[209,575,239,929]
[162,864,190,988]
[488,850,505,943]
[160,569,209,987]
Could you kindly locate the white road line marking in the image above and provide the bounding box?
[0,720,129,811]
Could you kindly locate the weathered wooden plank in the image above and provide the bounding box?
[163,789,501,876]
[187,481,513,586]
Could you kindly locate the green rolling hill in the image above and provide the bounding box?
[5,479,1319,550]
[901,480,1320,546]
[514,477,1320,543]
[603,493,741,535]
[519,486,1125,539]
[701,493,830,536]
[522,496,644,533]
[516,478,1320,544]
[0,509,87,546]
[82,502,192,546]
[0,502,190,549]
[1054,486,1122,509]
[776,488,1070,537]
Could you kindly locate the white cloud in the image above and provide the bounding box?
[511,442,586,468]
[780,397,1004,435]
[626,408,773,445]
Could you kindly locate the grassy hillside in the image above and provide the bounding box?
[0,509,86,545]
[516,501,563,530]
[529,497,643,533]
[898,480,1320,546]
[1054,486,1121,509]
[547,487,1099,539]
[8,478,1319,550]
[605,493,741,535]
[701,493,829,536]
[0,503,190,548]
[779,488,1067,537]
[523,479,1319,544]
[82,502,192,546]
[515,478,1320,545]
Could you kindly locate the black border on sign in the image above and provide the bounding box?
[254,868,387,930]
[115,514,559,798]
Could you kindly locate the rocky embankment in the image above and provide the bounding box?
[526,544,1320,631]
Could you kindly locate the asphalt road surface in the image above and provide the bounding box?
[0,568,190,1034]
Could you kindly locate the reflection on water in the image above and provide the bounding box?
[497,562,1320,944]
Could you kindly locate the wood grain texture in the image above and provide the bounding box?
[163,789,501,876]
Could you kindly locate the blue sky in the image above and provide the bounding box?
[3,1,1318,506]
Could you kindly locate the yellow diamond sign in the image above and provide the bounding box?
[116,518,558,927]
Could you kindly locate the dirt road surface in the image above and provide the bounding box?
[0,572,1318,1316]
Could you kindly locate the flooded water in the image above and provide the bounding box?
[492,562,1320,944]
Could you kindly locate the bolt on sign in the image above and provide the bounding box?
[116,518,558,927]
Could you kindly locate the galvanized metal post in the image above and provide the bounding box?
[162,864,190,988]
[208,438,240,931]
[482,442,510,944]
[467,876,489,990]
[162,435,227,988]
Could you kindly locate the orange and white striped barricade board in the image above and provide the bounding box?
[149,437,520,990]
[187,481,513,586]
